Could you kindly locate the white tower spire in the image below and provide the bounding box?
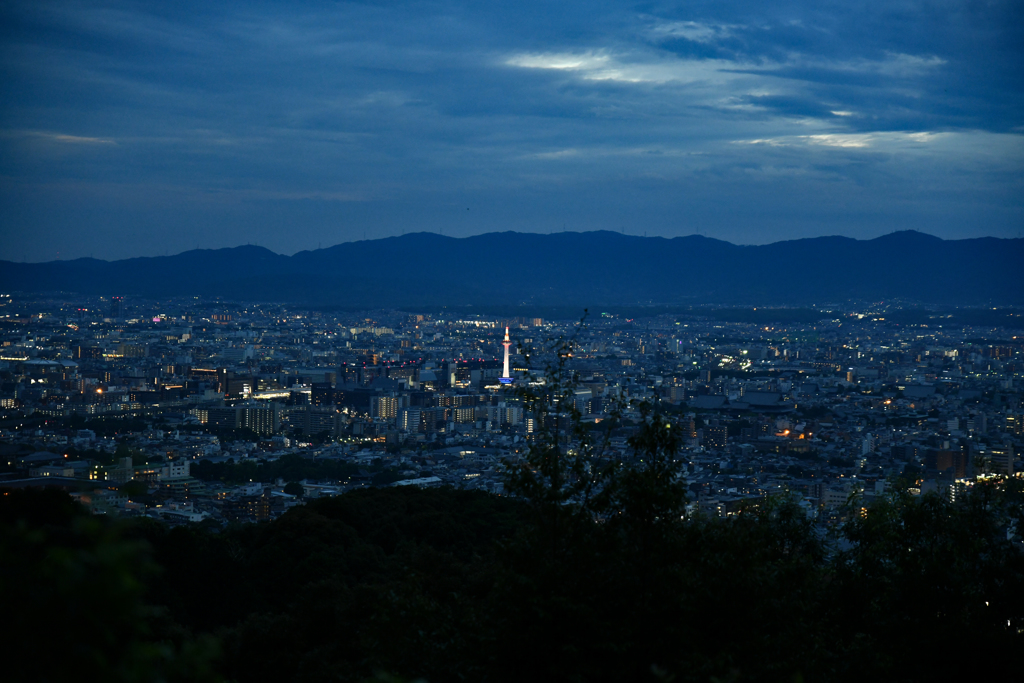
[500,326,513,384]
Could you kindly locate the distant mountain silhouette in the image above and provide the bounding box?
[2,231,1021,305]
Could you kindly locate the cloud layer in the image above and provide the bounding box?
[1,0,1022,260]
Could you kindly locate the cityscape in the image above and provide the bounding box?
[3,0,1024,680]
[2,294,1020,524]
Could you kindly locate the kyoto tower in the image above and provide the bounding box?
[500,326,513,384]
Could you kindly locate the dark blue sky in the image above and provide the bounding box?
[2,0,1022,261]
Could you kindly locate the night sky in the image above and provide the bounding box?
[2,1,1022,261]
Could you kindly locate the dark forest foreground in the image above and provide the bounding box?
[3,474,1024,683]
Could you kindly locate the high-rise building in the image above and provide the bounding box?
[74,344,103,360]
[419,407,446,433]
[486,404,523,426]
[299,406,342,437]
[243,403,282,435]
[370,395,399,420]
[454,406,476,423]
[573,389,592,415]
[207,406,242,429]
[222,490,270,522]
[1006,415,1022,436]
[109,296,124,319]
[705,425,728,449]
[398,407,421,432]
[189,367,227,394]
[986,445,1014,476]
[311,382,334,406]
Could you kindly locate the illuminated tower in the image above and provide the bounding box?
[500,327,513,385]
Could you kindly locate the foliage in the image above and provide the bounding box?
[501,316,615,551]
[134,487,527,683]
[58,414,158,437]
[0,489,221,683]
[831,483,1024,680]
[120,479,151,500]
[116,443,150,466]
[65,445,118,466]
[191,453,364,484]
[4,474,1024,682]
[603,402,689,542]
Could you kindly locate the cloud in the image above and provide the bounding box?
[0,0,1022,260]
[737,131,946,149]
[3,130,116,145]
[38,132,116,145]
[523,148,581,160]
[648,20,743,44]
[505,49,746,85]
[506,52,611,71]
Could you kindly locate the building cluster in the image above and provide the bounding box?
[1,294,1021,525]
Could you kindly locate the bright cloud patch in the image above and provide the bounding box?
[505,52,611,71]
[506,50,746,85]
[738,132,947,149]
[8,130,117,145]
[649,20,741,44]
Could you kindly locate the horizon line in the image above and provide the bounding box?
[3,228,1019,265]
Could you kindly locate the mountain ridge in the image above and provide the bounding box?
[2,230,1021,306]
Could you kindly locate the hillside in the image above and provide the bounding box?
[2,230,1020,305]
